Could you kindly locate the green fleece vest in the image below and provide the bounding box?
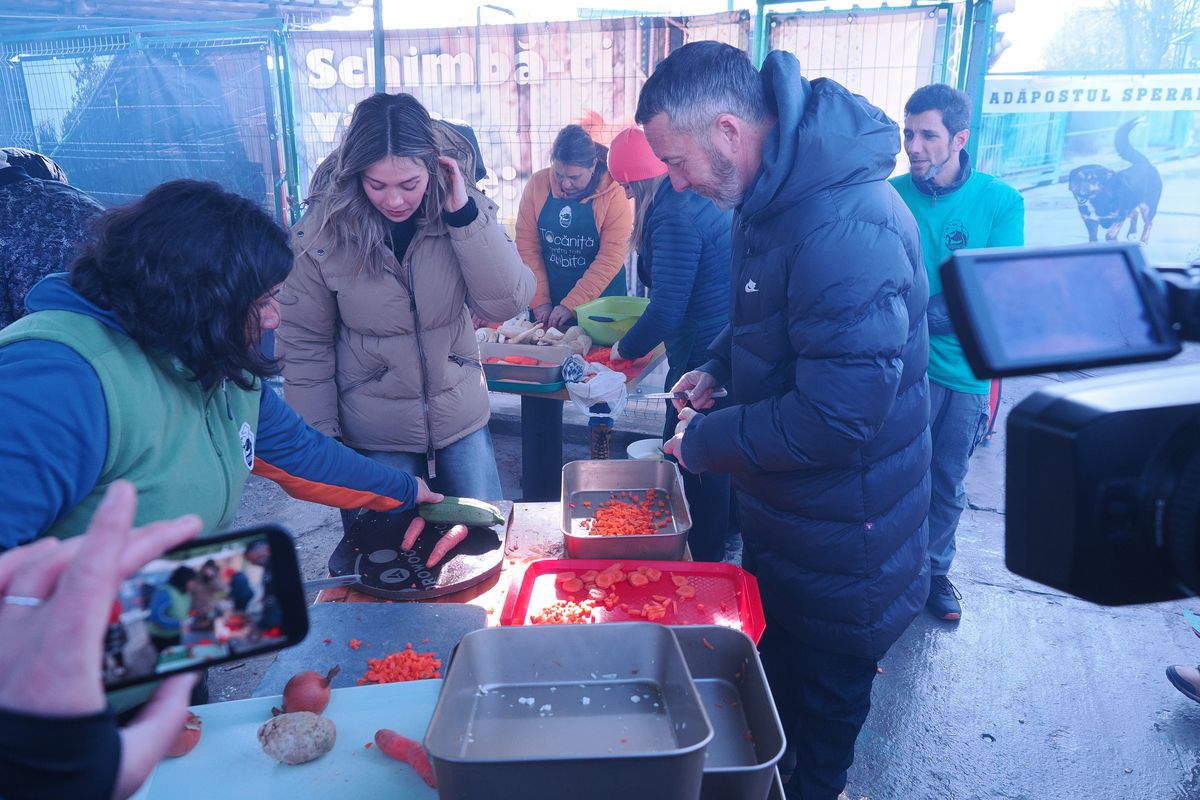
[0,310,261,537]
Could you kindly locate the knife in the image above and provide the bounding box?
[303,574,362,592]
[640,388,729,400]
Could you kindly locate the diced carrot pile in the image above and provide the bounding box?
[578,489,673,537]
[533,564,703,625]
[357,643,442,684]
[530,598,596,625]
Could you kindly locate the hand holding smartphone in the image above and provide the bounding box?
[104,524,309,691]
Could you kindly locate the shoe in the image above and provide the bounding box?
[1167,665,1200,703]
[926,575,962,621]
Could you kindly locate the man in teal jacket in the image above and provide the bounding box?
[890,84,1025,621]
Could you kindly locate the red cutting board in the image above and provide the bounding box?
[499,559,765,643]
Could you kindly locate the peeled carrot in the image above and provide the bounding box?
[375,728,437,788]
[426,523,468,568]
[401,516,426,551]
[502,355,540,366]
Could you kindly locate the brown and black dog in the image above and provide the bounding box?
[1068,118,1163,244]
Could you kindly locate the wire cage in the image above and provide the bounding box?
[1,24,293,219]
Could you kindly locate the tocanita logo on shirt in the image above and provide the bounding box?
[944,219,969,250]
[558,205,573,228]
[240,422,255,470]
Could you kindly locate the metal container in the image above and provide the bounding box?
[560,459,692,560]
[672,626,787,800]
[480,342,571,385]
[424,622,713,800]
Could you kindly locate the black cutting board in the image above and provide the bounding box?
[327,502,511,601]
[252,602,487,697]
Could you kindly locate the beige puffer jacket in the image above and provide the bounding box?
[277,136,534,457]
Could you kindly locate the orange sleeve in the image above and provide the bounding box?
[516,170,553,308]
[251,458,404,512]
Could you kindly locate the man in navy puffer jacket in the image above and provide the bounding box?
[638,42,930,799]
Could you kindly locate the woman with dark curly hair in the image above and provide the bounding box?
[0,179,442,551]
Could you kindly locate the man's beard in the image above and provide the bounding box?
[701,143,744,210]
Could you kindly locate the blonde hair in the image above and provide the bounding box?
[305,93,447,276]
[627,174,668,251]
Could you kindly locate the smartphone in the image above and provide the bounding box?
[103,524,309,691]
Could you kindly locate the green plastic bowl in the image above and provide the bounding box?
[574,296,650,346]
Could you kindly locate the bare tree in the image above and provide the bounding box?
[1044,0,1199,70]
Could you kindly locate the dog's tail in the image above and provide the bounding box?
[1115,118,1151,166]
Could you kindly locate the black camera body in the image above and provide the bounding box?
[941,243,1200,605]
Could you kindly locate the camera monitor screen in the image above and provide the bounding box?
[104,525,307,691]
[940,244,1180,379]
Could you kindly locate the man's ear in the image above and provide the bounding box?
[953,128,970,153]
[712,113,742,154]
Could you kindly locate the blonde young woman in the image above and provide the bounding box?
[278,93,534,516]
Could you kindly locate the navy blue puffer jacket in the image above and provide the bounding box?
[617,182,732,371]
[680,51,931,661]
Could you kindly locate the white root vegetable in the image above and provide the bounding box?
[508,324,543,344]
[565,334,593,356]
[258,712,337,765]
[474,327,500,343]
[542,327,565,343]
[561,326,585,344]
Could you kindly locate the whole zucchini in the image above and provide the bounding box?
[419,496,505,527]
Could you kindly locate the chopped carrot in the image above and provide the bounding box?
[671,575,689,587]
[702,638,715,651]
[554,571,578,585]
[358,643,442,684]
[322,638,332,644]
[349,638,363,650]
[644,567,662,582]
[561,577,584,593]
[581,570,599,582]
[676,585,696,599]
[364,742,374,749]
[628,572,649,588]
[696,604,705,612]
[375,729,437,788]
[530,598,595,625]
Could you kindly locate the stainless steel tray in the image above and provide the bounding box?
[424,622,713,800]
[672,626,787,800]
[480,342,571,385]
[560,459,693,560]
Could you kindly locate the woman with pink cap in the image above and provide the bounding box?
[607,126,736,562]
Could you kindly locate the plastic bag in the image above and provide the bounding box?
[561,354,627,418]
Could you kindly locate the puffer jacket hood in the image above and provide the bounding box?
[742,50,899,223]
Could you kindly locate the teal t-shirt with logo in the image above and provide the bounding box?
[890,169,1025,394]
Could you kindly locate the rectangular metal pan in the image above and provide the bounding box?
[480,342,571,385]
[424,622,713,800]
[672,626,787,800]
[561,459,692,560]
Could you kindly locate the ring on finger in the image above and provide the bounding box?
[3,595,43,607]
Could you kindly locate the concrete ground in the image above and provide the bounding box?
[211,351,1200,800]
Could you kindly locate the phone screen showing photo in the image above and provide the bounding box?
[104,526,306,691]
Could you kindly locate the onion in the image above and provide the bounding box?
[167,711,202,757]
[273,665,341,716]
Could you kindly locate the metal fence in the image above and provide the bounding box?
[1,5,975,223]
[766,4,960,142]
[287,12,750,229]
[0,22,294,219]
